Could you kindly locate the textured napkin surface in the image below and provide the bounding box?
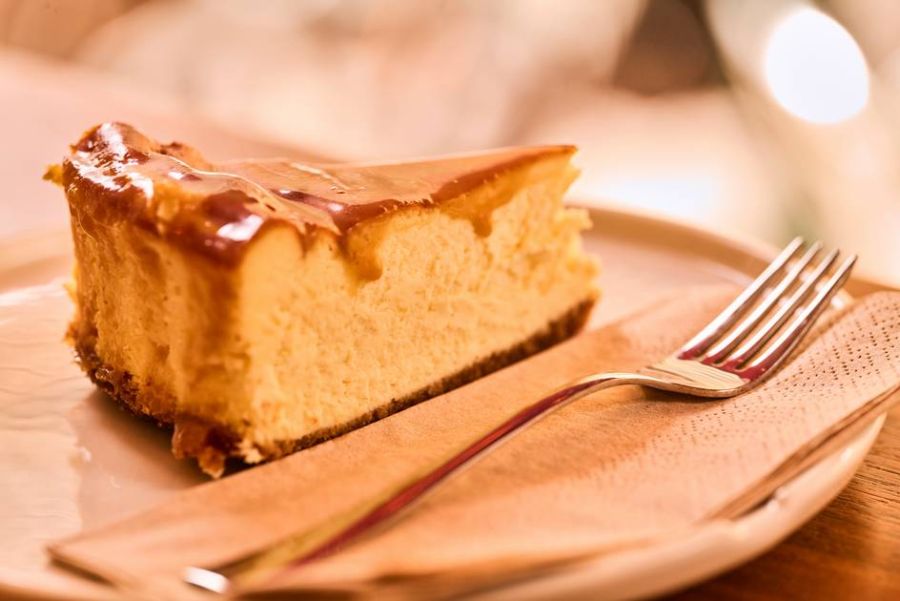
[49,287,900,600]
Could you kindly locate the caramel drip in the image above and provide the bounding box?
[55,122,574,266]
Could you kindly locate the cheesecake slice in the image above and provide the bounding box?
[47,122,598,476]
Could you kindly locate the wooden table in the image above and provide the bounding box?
[2,50,898,600]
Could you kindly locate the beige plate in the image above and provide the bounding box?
[0,205,884,601]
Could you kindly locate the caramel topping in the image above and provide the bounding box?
[56,122,574,264]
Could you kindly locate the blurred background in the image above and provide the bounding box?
[2,0,899,284]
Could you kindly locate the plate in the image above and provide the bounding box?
[0,205,883,601]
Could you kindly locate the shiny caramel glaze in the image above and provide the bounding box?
[49,122,575,265]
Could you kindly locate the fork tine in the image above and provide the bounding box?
[717,248,839,366]
[678,237,804,359]
[703,242,823,363]
[728,254,856,379]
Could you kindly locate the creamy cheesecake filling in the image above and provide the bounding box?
[53,122,598,476]
[235,165,594,447]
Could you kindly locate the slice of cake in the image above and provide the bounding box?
[46,122,598,476]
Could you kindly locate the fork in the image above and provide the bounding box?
[185,237,856,595]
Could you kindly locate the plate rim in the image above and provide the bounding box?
[0,202,887,601]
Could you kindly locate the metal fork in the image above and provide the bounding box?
[185,237,856,595]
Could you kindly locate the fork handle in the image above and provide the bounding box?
[248,371,654,587]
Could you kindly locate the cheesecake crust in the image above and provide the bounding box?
[71,297,595,476]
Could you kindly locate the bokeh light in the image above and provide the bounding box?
[764,7,869,124]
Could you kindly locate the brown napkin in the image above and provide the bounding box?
[48,287,900,600]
